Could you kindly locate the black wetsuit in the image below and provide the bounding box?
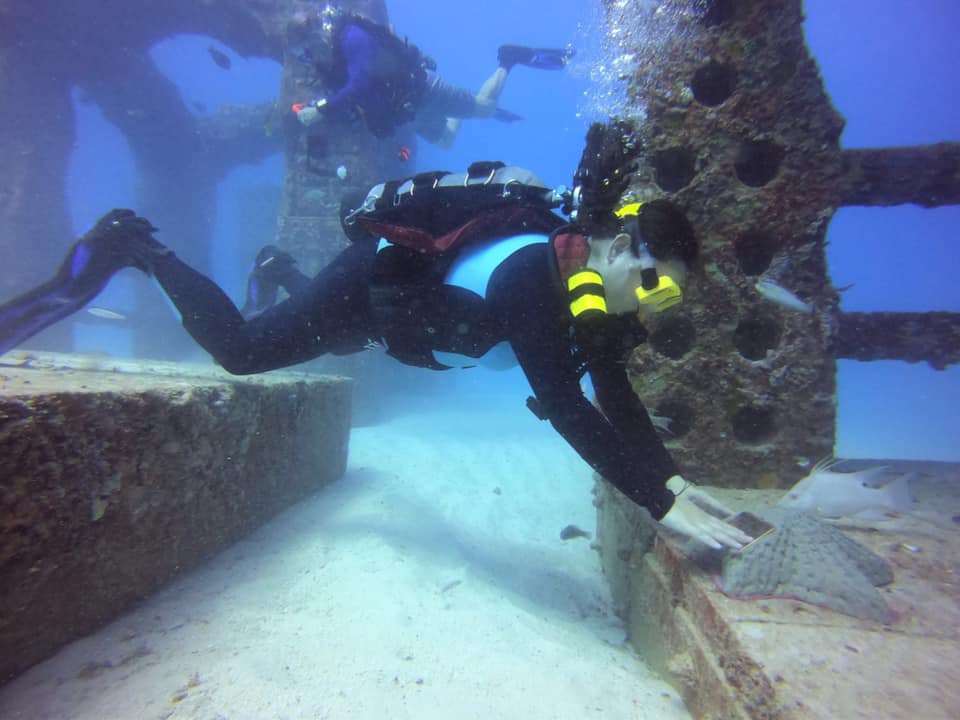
[149,236,678,519]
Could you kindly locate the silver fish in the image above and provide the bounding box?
[777,457,914,519]
[755,279,813,313]
[86,307,127,321]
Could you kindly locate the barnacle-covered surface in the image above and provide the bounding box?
[0,351,352,683]
[0,0,388,356]
[595,2,960,716]
[603,0,844,489]
[595,470,960,719]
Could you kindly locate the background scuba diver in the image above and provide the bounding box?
[0,121,752,552]
[292,12,574,149]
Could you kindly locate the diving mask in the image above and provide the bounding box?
[615,201,683,313]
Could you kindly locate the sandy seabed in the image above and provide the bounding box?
[0,393,690,720]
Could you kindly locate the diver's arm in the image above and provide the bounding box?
[511,336,676,520]
[589,352,750,549]
[317,23,377,115]
[485,243,674,518]
[588,353,679,484]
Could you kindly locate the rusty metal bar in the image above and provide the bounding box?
[839,144,960,208]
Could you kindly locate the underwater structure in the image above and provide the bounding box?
[600,0,960,490]
[0,0,389,357]
[592,1,960,717]
[4,0,953,481]
[2,0,959,709]
[0,354,352,683]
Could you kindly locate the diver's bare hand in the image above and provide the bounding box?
[660,476,753,550]
[295,98,327,126]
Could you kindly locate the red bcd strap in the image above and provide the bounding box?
[551,230,591,282]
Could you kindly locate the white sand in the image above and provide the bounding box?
[0,387,690,720]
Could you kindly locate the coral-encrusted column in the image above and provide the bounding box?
[610,0,845,488]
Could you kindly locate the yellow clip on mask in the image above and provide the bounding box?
[615,201,683,313]
[614,201,643,219]
[635,274,682,312]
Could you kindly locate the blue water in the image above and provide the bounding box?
[63,0,959,459]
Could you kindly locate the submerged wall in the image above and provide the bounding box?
[0,354,352,683]
[605,0,960,489]
[0,0,389,358]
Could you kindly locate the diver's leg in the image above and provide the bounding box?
[435,73,517,145]
[473,66,510,118]
[240,245,311,317]
[417,70,510,148]
[152,240,377,375]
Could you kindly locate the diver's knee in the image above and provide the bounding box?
[474,97,497,119]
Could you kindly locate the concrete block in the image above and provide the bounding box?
[0,353,352,683]
[596,472,960,719]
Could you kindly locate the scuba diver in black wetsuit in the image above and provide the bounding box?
[290,11,574,148]
[0,121,752,551]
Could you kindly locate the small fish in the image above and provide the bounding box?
[559,524,591,541]
[336,164,348,180]
[397,145,411,162]
[777,457,914,519]
[650,413,673,435]
[755,279,813,313]
[208,45,231,70]
[86,307,126,321]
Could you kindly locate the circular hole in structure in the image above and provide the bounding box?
[691,61,737,106]
[700,0,736,26]
[653,147,697,192]
[735,139,784,187]
[734,230,778,276]
[654,398,694,438]
[732,405,777,444]
[649,317,696,359]
[635,199,699,264]
[734,316,781,361]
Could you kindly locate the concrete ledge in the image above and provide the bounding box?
[595,468,960,719]
[0,352,352,684]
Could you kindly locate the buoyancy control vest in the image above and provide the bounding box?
[347,162,571,369]
[347,162,639,373]
[342,161,569,251]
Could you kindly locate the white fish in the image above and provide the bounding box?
[777,457,914,519]
[755,279,813,313]
[86,307,127,321]
[336,164,348,180]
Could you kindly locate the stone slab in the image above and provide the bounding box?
[0,352,352,684]
[595,465,960,719]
